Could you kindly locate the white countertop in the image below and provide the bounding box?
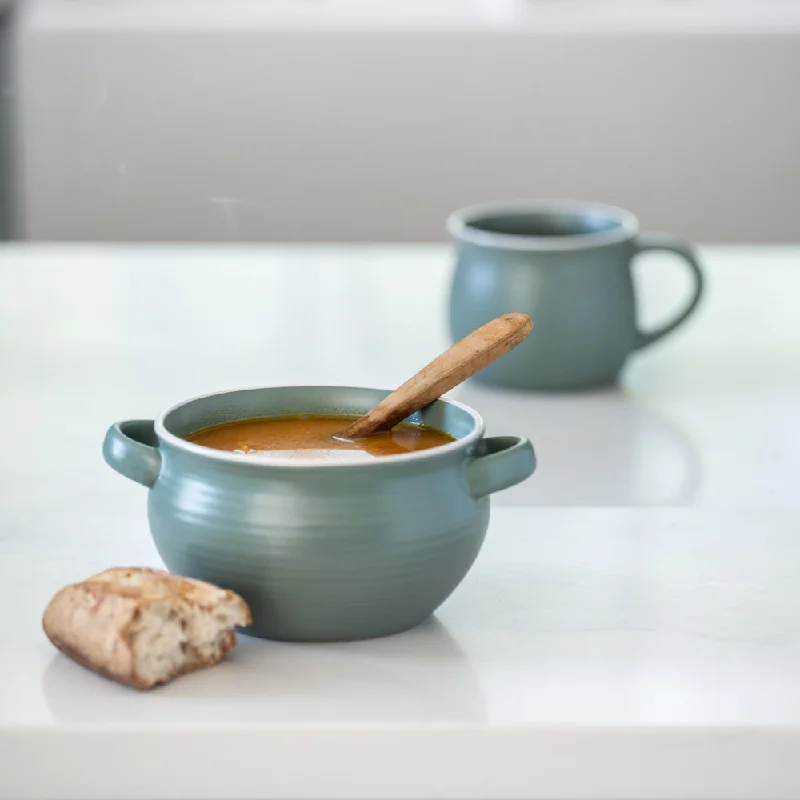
[0,243,797,509]
[0,244,799,798]
[3,508,800,799]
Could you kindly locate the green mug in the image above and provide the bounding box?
[448,200,705,391]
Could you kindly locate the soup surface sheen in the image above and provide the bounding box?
[185,414,456,461]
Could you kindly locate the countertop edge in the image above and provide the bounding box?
[3,725,799,799]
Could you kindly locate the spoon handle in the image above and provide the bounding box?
[336,313,533,439]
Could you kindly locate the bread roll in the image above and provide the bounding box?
[42,567,252,689]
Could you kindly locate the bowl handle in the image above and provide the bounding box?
[102,420,162,488]
[466,436,536,499]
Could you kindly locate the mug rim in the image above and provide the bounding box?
[154,384,486,468]
[447,199,640,251]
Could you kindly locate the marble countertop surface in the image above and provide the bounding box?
[0,244,798,799]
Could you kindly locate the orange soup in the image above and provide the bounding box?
[185,414,455,461]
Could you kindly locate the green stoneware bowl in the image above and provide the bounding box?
[102,385,536,642]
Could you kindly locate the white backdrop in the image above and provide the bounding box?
[14,0,800,243]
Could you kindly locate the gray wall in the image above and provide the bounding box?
[13,2,800,243]
[0,7,14,239]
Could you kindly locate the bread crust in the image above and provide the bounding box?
[42,568,251,689]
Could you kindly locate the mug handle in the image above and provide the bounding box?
[466,436,536,499]
[631,233,705,350]
[102,420,162,488]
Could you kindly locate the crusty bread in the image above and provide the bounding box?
[42,567,252,689]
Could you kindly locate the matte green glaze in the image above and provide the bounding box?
[448,201,705,391]
[102,386,536,642]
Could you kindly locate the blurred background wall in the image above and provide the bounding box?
[0,2,14,240]
[6,0,800,243]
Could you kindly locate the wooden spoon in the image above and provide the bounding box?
[335,312,533,440]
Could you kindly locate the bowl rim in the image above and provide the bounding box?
[154,384,486,468]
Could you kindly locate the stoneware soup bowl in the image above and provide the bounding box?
[102,386,537,642]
